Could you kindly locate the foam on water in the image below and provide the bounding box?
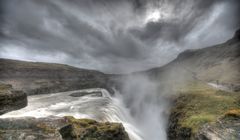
[0,88,143,140]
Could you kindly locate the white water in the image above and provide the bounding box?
[0,88,143,140]
[1,77,169,140]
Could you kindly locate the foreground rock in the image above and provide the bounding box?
[0,83,27,115]
[0,116,130,140]
[196,116,240,140]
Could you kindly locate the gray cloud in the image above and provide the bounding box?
[0,0,239,73]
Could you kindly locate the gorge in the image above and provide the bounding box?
[0,0,240,139]
[0,29,239,139]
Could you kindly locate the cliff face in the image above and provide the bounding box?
[0,27,239,140]
[167,82,240,140]
[0,59,112,95]
[196,116,240,140]
[0,60,130,140]
[0,116,130,140]
[0,83,27,115]
[134,29,240,140]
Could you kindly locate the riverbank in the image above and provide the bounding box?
[168,81,240,139]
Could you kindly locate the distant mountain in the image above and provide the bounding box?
[145,28,240,91]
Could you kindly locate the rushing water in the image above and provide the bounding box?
[0,86,169,140]
[0,88,143,140]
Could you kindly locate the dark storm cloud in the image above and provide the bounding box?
[0,0,6,38]
[130,0,239,43]
[1,0,146,57]
[0,0,239,73]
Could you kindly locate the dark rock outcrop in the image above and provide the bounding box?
[196,116,240,140]
[59,116,129,140]
[0,83,27,115]
[167,95,192,140]
[70,91,102,97]
[0,116,130,140]
[167,82,240,140]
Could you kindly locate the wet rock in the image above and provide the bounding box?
[196,117,240,140]
[0,116,130,140]
[70,91,102,97]
[168,92,240,140]
[0,83,27,115]
[59,116,130,140]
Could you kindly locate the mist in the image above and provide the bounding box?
[109,73,170,140]
[0,1,239,140]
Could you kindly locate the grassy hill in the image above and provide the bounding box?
[146,29,240,91]
[147,29,240,139]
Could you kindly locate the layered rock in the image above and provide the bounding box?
[0,83,27,115]
[0,116,130,140]
[196,110,240,140]
[0,59,113,95]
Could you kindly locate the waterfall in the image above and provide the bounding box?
[0,88,144,140]
[0,83,170,140]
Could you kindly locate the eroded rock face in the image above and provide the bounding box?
[59,116,130,140]
[0,59,113,95]
[196,117,240,140]
[0,84,27,115]
[69,91,102,97]
[167,95,192,140]
[0,116,130,140]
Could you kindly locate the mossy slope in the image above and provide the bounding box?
[60,116,129,140]
[168,81,240,139]
[0,116,130,140]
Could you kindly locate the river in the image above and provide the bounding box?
[0,87,169,140]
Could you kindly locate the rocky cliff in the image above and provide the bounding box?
[158,29,240,140]
[0,28,239,140]
[167,81,240,140]
[0,116,130,140]
[0,59,112,95]
[196,114,240,140]
[0,83,27,115]
[108,29,240,140]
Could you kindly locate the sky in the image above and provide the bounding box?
[0,0,239,73]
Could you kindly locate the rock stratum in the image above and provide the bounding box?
[0,116,130,140]
[0,58,129,140]
[0,59,112,95]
